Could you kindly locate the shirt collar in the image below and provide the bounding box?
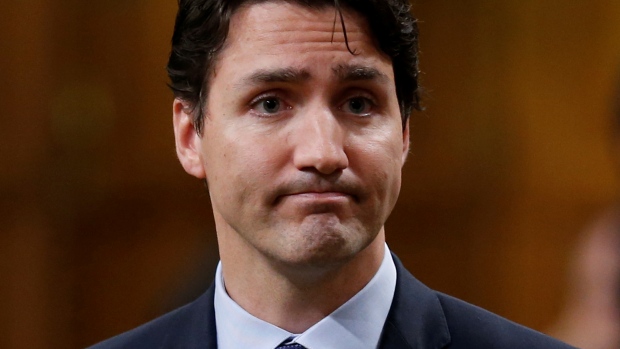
[214,267,291,349]
[214,244,397,349]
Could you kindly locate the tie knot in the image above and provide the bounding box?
[276,343,306,349]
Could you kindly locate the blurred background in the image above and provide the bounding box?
[1,0,620,348]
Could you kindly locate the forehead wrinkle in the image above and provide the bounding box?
[332,64,390,84]
[248,28,369,56]
[232,4,371,51]
[234,67,311,90]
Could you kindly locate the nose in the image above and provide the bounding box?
[292,107,349,175]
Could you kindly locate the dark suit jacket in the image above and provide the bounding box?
[89,255,576,349]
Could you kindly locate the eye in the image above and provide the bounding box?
[343,97,373,116]
[258,98,280,113]
[250,95,291,117]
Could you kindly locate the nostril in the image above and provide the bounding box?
[294,142,348,174]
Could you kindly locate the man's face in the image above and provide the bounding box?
[176,2,409,269]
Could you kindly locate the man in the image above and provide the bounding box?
[91,0,575,348]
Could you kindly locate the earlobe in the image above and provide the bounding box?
[402,120,411,164]
[173,99,206,178]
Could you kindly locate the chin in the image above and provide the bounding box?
[284,225,372,269]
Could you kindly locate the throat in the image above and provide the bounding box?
[220,237,385,333]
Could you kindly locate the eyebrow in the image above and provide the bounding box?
[236,68,311,90]
[332,64,390,84]
[235,64,389,90]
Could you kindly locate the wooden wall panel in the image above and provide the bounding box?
[396,0,620,330]
[0,1,74,348]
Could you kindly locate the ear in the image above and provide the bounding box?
[173,99,206,178]
[401,119,411,164]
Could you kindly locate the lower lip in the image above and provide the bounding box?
[284,192,351,202]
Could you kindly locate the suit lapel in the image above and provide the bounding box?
[173,283,218,349]
[201,284,218,348]
[378,254,451,349]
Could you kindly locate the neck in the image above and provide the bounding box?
[218,228,386,333]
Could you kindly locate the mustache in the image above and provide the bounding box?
[271,173,362,203]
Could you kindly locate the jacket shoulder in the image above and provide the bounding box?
[436,293,575,349]
[87,287,216,349]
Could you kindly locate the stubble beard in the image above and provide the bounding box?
[250,213,382,283]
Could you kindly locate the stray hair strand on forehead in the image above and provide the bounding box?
[331,0,357,55]
[167,0,421,134]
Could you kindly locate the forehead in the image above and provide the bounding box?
[213,1,393,79]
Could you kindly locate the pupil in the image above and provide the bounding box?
[263,99,279,112]
[350,99,364,113]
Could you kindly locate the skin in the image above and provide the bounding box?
[549,209,620,349]
[174,2,409,333]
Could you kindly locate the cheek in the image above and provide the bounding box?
[351,134,403,195]
[355,128,405,170]
[209,133,288,201]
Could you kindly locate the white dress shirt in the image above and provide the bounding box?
[214,244,397,349]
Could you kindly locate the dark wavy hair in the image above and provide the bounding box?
[167,0,421,134]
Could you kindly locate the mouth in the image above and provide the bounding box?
[285,191,351,199]
[270,176,362,206]
[273,191,353,216]
[276,189,359,205]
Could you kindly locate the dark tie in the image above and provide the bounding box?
[275,342,306,349]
